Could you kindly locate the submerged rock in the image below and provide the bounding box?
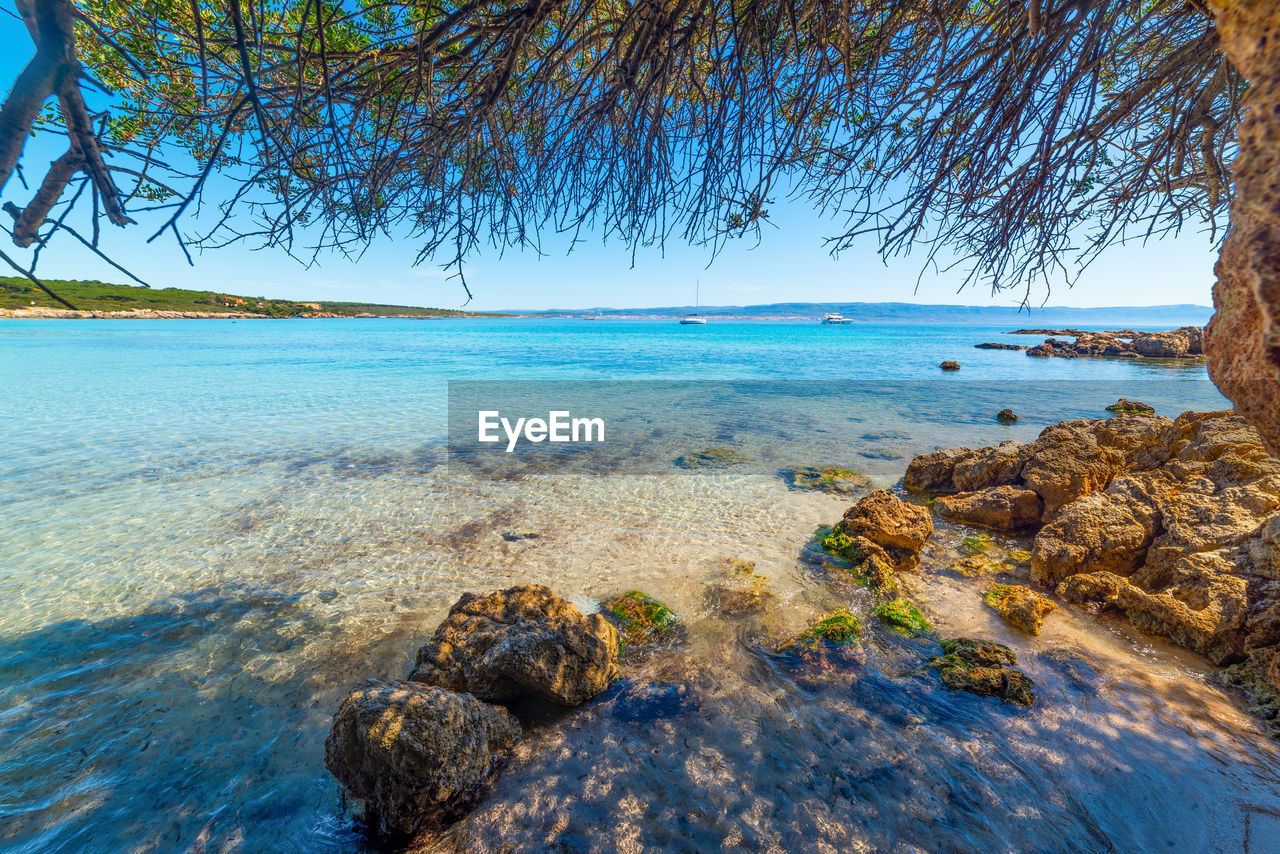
[783,465,871,495]
[996,408,1019,423]
[675,447,750,468]
[939,360,961,371]
[324,679,520,836]
[602,590,679,646]
[409,585,620,706]
[984,584,1057,635]
[778,608,862,651]
[608,679,702,723]
[927,638,1036,706]
[704,559,772,617]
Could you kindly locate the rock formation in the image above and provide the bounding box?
[997,327,1204,359]
[906,411,1280,722]
[1204,0,1280,458]
[939,360,961,371]
[409,585,620,706]
[324,679,521,836]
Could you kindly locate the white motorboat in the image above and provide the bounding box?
[821,312,853,324]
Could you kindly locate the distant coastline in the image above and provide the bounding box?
[506,301,1214,326]
[0,277,504,319]
[0,307,502,320]
[2,276,1212,325]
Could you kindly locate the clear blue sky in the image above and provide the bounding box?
[0,9,1220,312]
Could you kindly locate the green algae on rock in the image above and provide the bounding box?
[984,584,1057,636]
[817,491,934,594]
[784,466,871,495]
[960,533,994,555]
[603,590,679,646]
[819,527,899,593]
[927,638,1036,707]
[779,608,863,652]
[873,598,933,636]
[951,554,1010,576]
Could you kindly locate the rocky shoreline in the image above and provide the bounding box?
[976,326,1205,359]
[907,409,1279,723]
[322,407,1280,846]
[0,307,268,319]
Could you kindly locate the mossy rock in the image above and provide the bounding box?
[715,557,766,580]
[984,583,1057,635]
[1007,549,1033,564]
[982,584,1012,609]
[675,447,750,469]
[821,528,856,559]
[935,662,1036,707]
[960,533,994,555]
[952,555,1008,576]
[784,466,871,495]
[818,528,898,593]
[938,637,1017,666]
[778,608,862,652]
[603,591,679,646]
[873,598,932,636]
[927,637,1035,707]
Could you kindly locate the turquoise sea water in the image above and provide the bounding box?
[1,319,1276,853]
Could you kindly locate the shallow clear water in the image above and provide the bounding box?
[1,319,1276,853]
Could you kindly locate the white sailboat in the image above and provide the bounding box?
[679,280,707,324]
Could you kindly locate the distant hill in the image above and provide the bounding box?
[510,301,1214,326]
[0,277,500,318]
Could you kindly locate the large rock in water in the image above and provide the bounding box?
[409,585,619,706]
[838,489,933,570]
[324,679,520,836]
[905,410,1280,715]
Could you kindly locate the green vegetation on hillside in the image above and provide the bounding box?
[0,278,499,317]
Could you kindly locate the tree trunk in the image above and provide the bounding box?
[1205,0,1280,454]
